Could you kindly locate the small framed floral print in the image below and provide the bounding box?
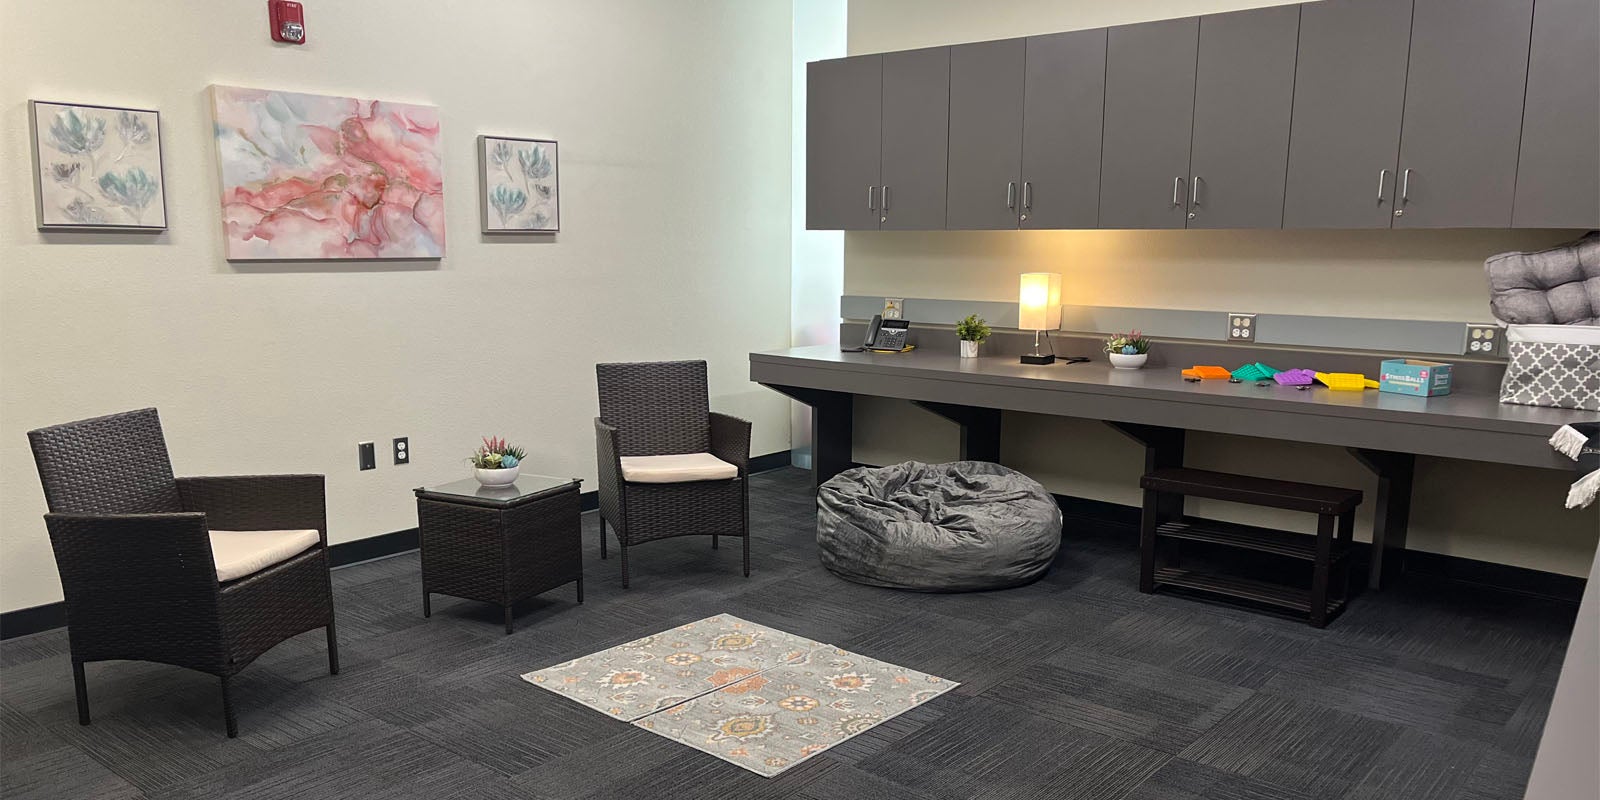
[29,100,167,231]
[479,135,559,233]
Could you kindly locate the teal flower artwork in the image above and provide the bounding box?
[47,108,107,157]
[481,136,558,232]
[489,184,528,226]
[114,111,152,162]
[519,146,553,181]
[98,167,160,224]
[34,101,165,229]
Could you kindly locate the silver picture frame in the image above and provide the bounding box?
[478,135,560,233]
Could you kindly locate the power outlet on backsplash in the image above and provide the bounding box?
[1227,313,1257,342]
[882,298,904,320]
[1464,324,1502,356]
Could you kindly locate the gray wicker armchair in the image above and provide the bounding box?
[595,360,751,588]
[27,408,338,738]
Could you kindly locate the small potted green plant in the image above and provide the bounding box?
[1104,330,1151,369]
[469,436,526,486]
[956,314,992,358]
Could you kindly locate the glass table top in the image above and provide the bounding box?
[418,473,579,505]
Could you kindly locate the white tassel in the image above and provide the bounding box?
[1567,469,1600,510]
[1549,425,1588,460]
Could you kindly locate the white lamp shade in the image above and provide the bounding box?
[1018,272,1062,331]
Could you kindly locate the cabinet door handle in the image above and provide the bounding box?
[867,185,877,211]
[1191,176,1202,207]
[1022,181,1032,211]
[882,185,891,211]
[1400,169,1411,203]
[1172,176,1185,207]
[1007,181,1017,209]
[1377,169,1388,204]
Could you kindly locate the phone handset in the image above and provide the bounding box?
[862,315,883,349]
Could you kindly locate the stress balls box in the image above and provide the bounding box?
[1379,359,1453,397]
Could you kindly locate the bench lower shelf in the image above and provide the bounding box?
[1153,566,1346,621]
[1156,519,1351,562]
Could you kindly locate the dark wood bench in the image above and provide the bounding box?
[1138,467,1364,628]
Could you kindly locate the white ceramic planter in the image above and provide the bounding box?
[475,464,520,487]
[1109,352,1148,370]
[959,340,981,358]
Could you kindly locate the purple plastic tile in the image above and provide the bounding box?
[1274,368,1316,386]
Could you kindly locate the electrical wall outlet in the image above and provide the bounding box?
[882,298,904,320]
[1226,313,1257,342]
[1464,323,1502,356]
[393,437,409,465]
[358,441,376,471]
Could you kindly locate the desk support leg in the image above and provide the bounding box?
[764,384,854,489]
[911,401,1002,463]
[1349,448,1415,590]
[1108,422,1187,523]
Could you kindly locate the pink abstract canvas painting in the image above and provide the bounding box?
[209,85,445,260]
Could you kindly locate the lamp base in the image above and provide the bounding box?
[1020,353,1057,365]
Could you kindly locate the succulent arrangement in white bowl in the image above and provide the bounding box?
[468,436,525,486]
[1104,330,1151,369]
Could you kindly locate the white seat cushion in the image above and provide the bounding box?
[620,452,739,484]
[209,529,320,582]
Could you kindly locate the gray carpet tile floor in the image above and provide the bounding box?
[0,467,1578,800]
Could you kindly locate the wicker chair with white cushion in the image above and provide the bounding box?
[27,408,337,738]
[595,360,751,588]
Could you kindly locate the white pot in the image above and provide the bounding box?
[959,340,981,358]
[475,464,520,487]
[1108,352,1148,370]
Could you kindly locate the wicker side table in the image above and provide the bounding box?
[415,474,582,634]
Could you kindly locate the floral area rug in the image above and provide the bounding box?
[521,614,958,776]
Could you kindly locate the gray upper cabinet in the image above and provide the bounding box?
[1513,0,1600,229]
[1099,18,1200,230]
[880,47,951,231]
[1020,29,1107,230]
[806,55,882,231]
[1187,6,1301,229]
[946,39,1026,230]
[1393,0,1534,228]
[808,0,1568,232]
[1284,0,1413,229]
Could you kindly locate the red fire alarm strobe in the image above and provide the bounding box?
[269,0,306,45]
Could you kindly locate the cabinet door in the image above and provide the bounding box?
[806,55,882,230]
[1099,18,1199,230]
[946,39,1026,230]
[1020,29,1107,230]
[880,47,951,230]
[1513,0,1600,229]
[1283,0,1413,229]
[1187,6,1300,229]
[1394,0,1534,228]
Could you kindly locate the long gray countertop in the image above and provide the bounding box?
[750,345,1599,470]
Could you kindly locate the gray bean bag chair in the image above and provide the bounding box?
[817,461,1062,591]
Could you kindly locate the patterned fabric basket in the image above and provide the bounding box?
[1499,324,1600,411]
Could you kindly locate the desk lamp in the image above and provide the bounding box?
[1018,272,1062,365]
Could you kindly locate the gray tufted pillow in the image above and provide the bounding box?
[1485,232,1600,326]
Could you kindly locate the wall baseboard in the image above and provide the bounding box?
[0,450,794,640]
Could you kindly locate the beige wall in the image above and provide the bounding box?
[847,0,1600,575]
[0,0,794,612]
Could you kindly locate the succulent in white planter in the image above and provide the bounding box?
[468,436,525,486]
[1103,330,1151,369]
[956,314,991,358]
